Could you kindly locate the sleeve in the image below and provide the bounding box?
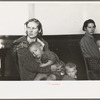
[13,41,28,52]
[17,48,51,73]
[80,39,91,57]
[80,38,100,59]
[41,38,49,51]
[12,36,28,52]
[45,50,58,63]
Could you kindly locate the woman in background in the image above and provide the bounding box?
[80,19,100,80]
[80,19,100,59]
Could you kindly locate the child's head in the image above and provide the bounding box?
[65,62,77,78]
[29,42,43,58]
[96,40,100,47]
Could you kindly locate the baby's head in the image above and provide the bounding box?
[65,62,77,79]
[96,40,100,47]
[28,42,43,58]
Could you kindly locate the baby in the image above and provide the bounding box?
[96,40,100,52]
[28,42,64,80]
[63,62,77,80]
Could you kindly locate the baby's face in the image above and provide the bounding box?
[29,45,42,58]
[97,40,100,47]
[65,67,77,78]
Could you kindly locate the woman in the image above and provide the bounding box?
[13,18,56,80]
[80,19,100,80]
[80,19,100,59]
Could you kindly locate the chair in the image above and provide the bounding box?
[83,57,91,80]
[84,57,100,80]
[79,43,100,80]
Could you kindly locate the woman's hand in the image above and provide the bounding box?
[40,64,46,67]
[51,64,58,72]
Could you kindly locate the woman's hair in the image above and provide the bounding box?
[82,19,96,31]
[24,18,43,38]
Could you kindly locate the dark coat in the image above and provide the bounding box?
[13,36,51,80]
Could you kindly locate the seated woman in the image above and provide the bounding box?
[13,18,57,80]
[80,19,100,80]
[80,19,100,59]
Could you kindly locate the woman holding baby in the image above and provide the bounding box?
[13,18,59,80]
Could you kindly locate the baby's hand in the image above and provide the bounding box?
[40,64,46,67]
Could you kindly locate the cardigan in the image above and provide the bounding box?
[80,33,100,59]
[13,36,51,80]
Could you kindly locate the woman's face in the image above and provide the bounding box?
[85,23,95,35]
[26,21,39,39]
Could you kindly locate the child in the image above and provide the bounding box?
[62,62,77,80]
[28,42,62,80]
[96,40,100,52]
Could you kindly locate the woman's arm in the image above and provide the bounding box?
[40,60,53,67]
[17,48,52,73]
[13,36,28,52]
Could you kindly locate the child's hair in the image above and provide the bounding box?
[28,42,42,51]
[65,62,76,69]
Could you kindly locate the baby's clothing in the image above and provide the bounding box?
[62,75,76,80]
[34,50,60,80]
[41,50,59,64]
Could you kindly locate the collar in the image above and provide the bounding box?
[27,37,45,50]
[37,38,45,47]
[27,37,37,44]
[85,33,94,39]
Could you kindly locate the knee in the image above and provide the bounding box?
[47,74,56,80]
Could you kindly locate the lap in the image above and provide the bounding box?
[34,73,47,80]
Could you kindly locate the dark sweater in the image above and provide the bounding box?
[13,36,51,80]
[80,33,100,59]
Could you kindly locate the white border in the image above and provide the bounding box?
[0,1,100,99]
[0,81,100,98]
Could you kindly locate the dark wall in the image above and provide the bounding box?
[43,35,87,80]
[0,34,99,80]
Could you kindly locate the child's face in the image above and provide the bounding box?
[29,45,42,58]
[65,67,77,78]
